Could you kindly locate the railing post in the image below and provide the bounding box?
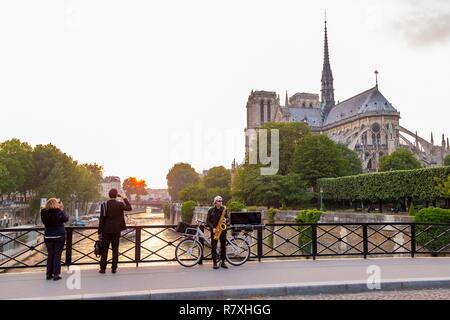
[311,224,317,260]
[411,223,416,258]
[135,227,141,267]
[257,228,263,262]
[363,224,368,259]
[65,228,73,267]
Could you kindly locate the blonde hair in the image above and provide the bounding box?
[45,198,60,210]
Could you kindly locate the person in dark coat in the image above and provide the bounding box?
[206,196,228,270]
[98,188,132,273]
[41,198,68,281]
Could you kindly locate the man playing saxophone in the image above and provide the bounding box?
[206,195,228,269]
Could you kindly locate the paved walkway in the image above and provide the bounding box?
[1,257,450,299]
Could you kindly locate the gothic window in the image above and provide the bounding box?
[302,102,306,107]
[362,132,368,145]
[260,100,264,123]
[309,102,313,107]
[267,100,271,121]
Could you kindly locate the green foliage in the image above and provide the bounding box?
[437,175,450,200]
[0,139,34,196]
[408,202,416,216]
[295,209,324,255]
[226,200,246,212]
[181,200,197,224]
[246,206,257,211]
[414,207,450,252]
[267,208,278,223]
[178,183,208,204]
[260,122,311,175]
[163,202,170,220]
[232,167,311,208]
[231,164,261,205]
[318,166,450,202]
[291,134,355,190]
[166,163,200,202]
[295,209,324,224]
[335,143,363,176]
[379,148,421,172]
[206,187,231,205]
[445,155,450,166]
[203,166,231,189]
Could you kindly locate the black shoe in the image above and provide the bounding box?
[112,269,117,274]
[213,262,219,269]
[221,261,228,269]
[99,269,106,274]
[46,275,53,280]
[53,275,62,281]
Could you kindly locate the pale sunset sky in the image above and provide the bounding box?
[1,0,449,188]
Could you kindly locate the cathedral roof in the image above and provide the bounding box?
[323,86,398,126]
[287,107,323,127]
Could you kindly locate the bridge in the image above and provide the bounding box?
[1,222,450,299]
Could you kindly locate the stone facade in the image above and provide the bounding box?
[245,21,450,171]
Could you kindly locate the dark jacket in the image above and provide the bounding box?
[206,206,228,230]
[41,208,68,238]
[98,198,132,234]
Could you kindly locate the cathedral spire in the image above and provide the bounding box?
[374,70,379,88]
[431,132,434,145]
[285,91,289,107]
[321,14,335,118]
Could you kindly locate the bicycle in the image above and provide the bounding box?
[175,220,251,267]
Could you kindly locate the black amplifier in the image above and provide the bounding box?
[229,211,262,225]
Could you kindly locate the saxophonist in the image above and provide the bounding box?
[206,196,228,269]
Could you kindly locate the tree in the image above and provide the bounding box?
[0,162,14,199]
[122,177,148,201]
[166,163,200,202]
[252,173,311,208]
[259,122,311,175]
[0,139,34,199]
[290,134,349,190]
[178,183,208,204]
[437,175,450,208]
[203,166,231,189]
[444,155,450,166]
[230,164,261,205]
[379,148,421,172]
[336,143,363,176]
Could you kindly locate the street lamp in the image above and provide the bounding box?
[320,188,324,211]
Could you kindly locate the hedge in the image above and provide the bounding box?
[317,166,450,202]
[295,209,324,255]
[181,200,197,224]
[414,207,450,253]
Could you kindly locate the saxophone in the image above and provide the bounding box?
[213,206,227,241]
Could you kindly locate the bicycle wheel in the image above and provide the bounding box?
[175,238,203,267]
[225,236,250,266]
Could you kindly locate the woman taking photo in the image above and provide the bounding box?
[41,198,68,280]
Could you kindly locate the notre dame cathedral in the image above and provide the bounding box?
[245,20,450,172]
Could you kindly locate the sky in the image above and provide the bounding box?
[1,0,449,188]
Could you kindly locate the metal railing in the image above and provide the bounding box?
[1,223,450,270]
